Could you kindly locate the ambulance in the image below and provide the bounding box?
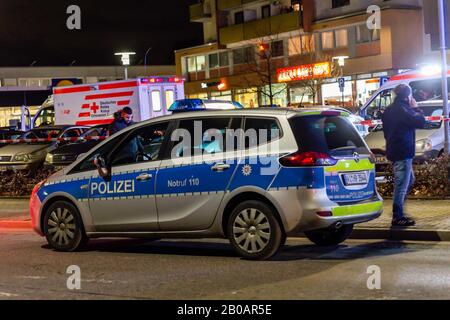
[359,66,450,120]
[30,77,185,128]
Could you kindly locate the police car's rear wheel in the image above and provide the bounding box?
[304,224,354,247]
[43,201,86,252]
[228,200,284,260]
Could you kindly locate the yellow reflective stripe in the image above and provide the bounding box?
[332,201,383,217]
[324,159,374,172]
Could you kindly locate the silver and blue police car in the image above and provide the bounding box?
[30,107,383,260]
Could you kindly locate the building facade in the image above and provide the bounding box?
[177,0,440,110]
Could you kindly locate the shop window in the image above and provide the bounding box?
[262,5,271,19]
[335,29,348,48]
[234,11,244,24]
[321,31,334,50]
[271,40,284,57]
[152,90,162,112]
[165,90,175,109]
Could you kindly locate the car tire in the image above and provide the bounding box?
[43,201,87,252]
[304,224,354,247]
[227,200,284,261]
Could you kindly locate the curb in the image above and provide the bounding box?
[0,220,32,229]
[351,227,450,242]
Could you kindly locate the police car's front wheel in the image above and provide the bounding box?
[43,201,87,252]
[228,200,284,261]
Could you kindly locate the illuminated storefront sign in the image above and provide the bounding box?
[277,62,331,82]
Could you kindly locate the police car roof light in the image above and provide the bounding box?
[169,99,244,113]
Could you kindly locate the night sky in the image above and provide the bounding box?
[0,0,203,67]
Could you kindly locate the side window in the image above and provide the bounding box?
[73,135,124,172]
[244,117,281,149]
[62,129,81,138]
[365,89,393,120]
[110,122,169,167]
[411,79,442,102]
[152,90,162,112]
[172,117,241,158]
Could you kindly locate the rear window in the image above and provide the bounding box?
[289,116,370,156]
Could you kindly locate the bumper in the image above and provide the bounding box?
[0,162,42,172]
[30,191,43,236]
[44,162,69,171]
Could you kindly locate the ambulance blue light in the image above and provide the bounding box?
[169,99,244,112]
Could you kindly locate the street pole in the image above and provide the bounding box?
[438,0,450,156]
[144,47,152,75]
[124,67,128,80]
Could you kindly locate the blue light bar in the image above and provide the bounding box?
[169,99,244,112]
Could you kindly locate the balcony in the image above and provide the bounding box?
[219,11,301,44]
[189,3,212,23]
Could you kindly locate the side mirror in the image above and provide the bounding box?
[93,154,110,179]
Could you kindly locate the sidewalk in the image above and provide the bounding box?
[0,198,449,241]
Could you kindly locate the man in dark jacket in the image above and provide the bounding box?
[108,107,143,164]
[382,84,426,227]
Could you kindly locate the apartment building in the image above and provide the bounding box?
[177,0,434,109]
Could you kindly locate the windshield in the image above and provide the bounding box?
[289,115,370,157]
[81,126,109,138]
[20,129,62,141]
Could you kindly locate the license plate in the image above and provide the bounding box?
[343,172,368,186]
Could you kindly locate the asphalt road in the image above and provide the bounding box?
[0,228,449,300]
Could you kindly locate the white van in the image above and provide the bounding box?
[359,67,450,120]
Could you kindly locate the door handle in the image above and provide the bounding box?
[211,163,231,172]
[80,184,89,190]
[136,173,152,181]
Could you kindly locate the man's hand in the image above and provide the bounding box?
[410,97,418,108]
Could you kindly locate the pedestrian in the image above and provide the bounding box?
[108,107,134,136]
[382,84,426,227]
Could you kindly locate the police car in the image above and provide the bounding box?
[30,108,383,260]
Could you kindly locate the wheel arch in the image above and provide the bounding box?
[220,191,286,238]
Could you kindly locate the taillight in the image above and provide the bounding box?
[279,151,338,167]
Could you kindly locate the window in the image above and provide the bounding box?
[110,122,169,166]
[290,116,369,156]
[262,5,271,19]
[234,11,244,24]
[187,57,196,72]
[62,128,83,138]
[172,117,242,157]
[288,37,301,56]
[219,52,229,67]
[196,55,206,71]
[301,34,315,53]
[321,31,334,50]
[271,40,284,57]
[165,90,175,109]
[365,89,394,120]
[356,25,380,43]
[335,29,348,47]
[152,90,162,112]
[209,53,219,69]
[187,55,206,72]
[332,0,350,8]
[233,47,255,64]
[34,108,55,127]
[244,118,281,149]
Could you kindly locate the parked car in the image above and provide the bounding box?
[0,126,88,176]
[45,124,110,170]
[31,108,382,260]
[364,100,448,175]
[0,128,23,148]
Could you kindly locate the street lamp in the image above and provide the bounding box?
[332,56,349,108]
[115,52,136,80]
